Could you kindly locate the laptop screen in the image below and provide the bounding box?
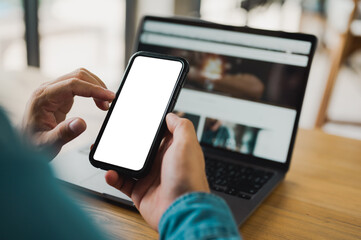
[137,17,315,164]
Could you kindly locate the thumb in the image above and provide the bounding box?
[166,113,197,141]
[166,113,181,134]
[46,117,87,147]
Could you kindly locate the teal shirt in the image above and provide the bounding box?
[0,109,105,240]
[159,192,241,240]
[0,110,241,239]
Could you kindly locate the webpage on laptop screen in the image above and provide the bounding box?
[138,20,312,163]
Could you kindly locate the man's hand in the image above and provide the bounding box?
[105,113,210,230]
[23,68,115,158]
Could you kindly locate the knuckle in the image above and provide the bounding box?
[178,119,193,131]
[65,78,81,94]
[68,78,79,87]
[39,82,50,88]
[32,86,46,98]
[31,83,50,101]
[76,68,87,79]
[177,121,195,142]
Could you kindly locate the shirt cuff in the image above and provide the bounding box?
[159,192,242,240]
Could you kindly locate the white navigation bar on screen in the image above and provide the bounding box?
[140,33,309,67]
[144,20,312,55]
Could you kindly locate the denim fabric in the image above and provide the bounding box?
[159,192,242,240]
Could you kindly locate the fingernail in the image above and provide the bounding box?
[107,90,116,98]
[168,112,177,119]
[104,101,110,109]
[69,119,84,134]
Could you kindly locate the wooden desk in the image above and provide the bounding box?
[1,69,360,239]
[66,129,361,240]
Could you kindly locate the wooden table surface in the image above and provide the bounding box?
[65,129,361,240]
[2,69,360,239]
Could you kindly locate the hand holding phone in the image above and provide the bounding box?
[105,113,210,230]
[89,51,189,178]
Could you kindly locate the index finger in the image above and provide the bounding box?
[105,170,135,198]
[45,78,115,101]
[54,68,107,89]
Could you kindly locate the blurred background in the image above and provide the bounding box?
[1,0,361,140]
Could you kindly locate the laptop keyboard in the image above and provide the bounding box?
[205,157,274,200]
[80,146,273,199]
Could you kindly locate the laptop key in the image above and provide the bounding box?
[205,157,274,199]
[238,193,251,200]
[212,184,227,192]
[226,188,236,195]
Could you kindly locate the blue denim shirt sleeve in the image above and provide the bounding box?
[159,192,242,240]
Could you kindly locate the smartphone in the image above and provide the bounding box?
[89,51,189,178]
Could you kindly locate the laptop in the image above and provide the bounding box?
[51,15,317,226]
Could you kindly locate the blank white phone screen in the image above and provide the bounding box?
[93,56,183,171]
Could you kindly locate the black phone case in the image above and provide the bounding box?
[89,51,189,178]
